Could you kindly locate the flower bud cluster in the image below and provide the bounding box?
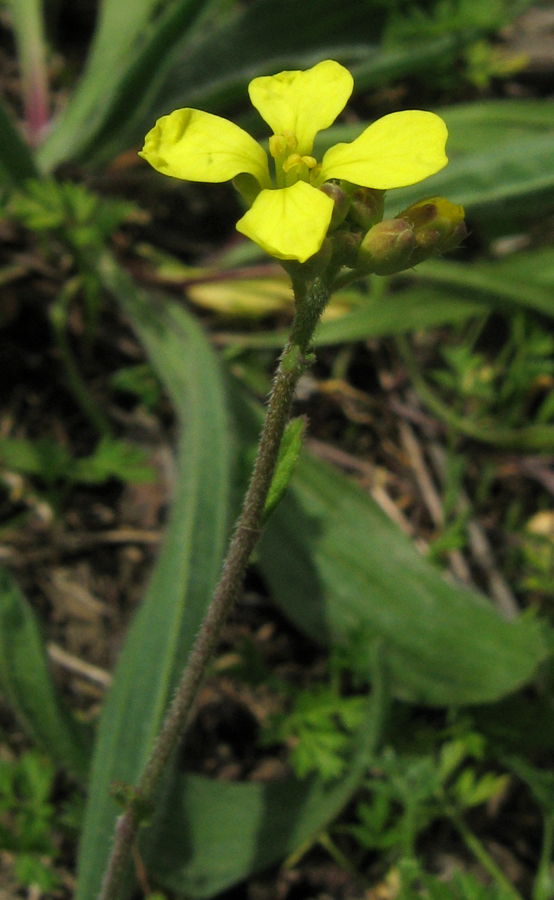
[318,181,466,278]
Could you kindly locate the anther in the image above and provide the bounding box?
[269,134,288,158]
[282,153,303,173]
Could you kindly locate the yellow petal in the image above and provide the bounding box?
[139,108,271,188]
[236,182,334,262]
[318,110,448,189]
[248,60,353,156]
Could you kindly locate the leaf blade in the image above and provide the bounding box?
[74,255,234,900]
[0,564,90,781]
[258,452,547,706]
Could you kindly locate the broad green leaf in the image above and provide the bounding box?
[350,35,460,92]
[37,0,210,171]
[477,245,554,287]
[0,97,37,184]
[74,255,234,900]
[0,564,90,781]
[258,453,548,706]
[315,286,485,344]
[146,649,385,898]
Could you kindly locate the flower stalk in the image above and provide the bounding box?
[98,266,332,900]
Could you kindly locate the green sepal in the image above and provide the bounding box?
[111,781,155,826]
[262,417,306,525]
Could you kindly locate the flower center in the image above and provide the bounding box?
[268,132,321,189]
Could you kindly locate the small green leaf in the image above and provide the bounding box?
[262,417,305,524]
[72,437,155,485]
[0,565,90,781]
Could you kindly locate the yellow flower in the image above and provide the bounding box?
[140,60,448,264]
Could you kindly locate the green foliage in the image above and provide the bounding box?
[1,4,554,900]
[262,416,305,524]
[385,0,525,42]
[110,364,163,411]
[0,749,60,891]
[8,178,142,251]
[343,729,507,863]
[0,564,91,781]
[402,869,518,900]
[431,312,554,431]
[264,684,367,781]
[0,435,155,487]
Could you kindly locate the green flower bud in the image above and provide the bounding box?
[331,229,362,269]
[395,196,466,260]
[347,186,385,231]
[319,181,350,231]
[356,218,415,275]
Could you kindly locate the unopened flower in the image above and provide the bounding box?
[140,60,448,263]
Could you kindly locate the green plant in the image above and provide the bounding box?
[0,3,554,900]
[0,435,155,489]
[263,684,367,782]
[430,312,554,431]
[342,730,509,877]
[0,748,60,891]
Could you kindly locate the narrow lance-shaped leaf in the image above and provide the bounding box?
[74,254,235,900]
[75,0,384,165]
[0,564,90,782]
[262,416,305,524]
[37,0,213,171]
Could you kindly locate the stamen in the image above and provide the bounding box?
[269,134,287,158]
[309,164,322,184]
[283,131,298,151]
[282,153,303,173]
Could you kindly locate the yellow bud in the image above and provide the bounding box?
[396,196,466,259]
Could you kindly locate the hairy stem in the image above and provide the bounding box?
[97,270,331,900]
